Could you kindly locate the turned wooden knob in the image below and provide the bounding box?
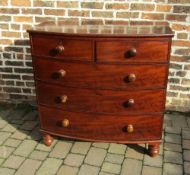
[58,69,66,78]
[128,48,137,57]
[55,45,64,54]
[126,124,134,133]
[128,74,136,82]
[123,99,135,108]
[128,99,135,106]
[61,119,69,127]
[60,95,68,103]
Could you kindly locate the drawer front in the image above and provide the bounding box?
[34,58,168,90]
[36,82,165,115]
[96,40,169,63]
[39,106,163,142]
[31,35,93,61]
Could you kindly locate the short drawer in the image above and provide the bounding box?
[96,40,169,63]
[31,34,93,61]
[33,58,168,90]
[39,106,163,142]
[36,82,165,115]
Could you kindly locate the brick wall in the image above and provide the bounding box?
[0,0,190,112]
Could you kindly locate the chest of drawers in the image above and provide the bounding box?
[27,23,173,157]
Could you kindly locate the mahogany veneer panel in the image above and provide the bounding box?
[96,41,169,63]
[39,105,163,142]
[36,82,165,115]
[33,58,168,90]
[31,35,93,61]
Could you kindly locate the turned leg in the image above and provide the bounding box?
[148,143,160,157]
[43,133,54,146]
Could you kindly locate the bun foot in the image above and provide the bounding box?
[43,133,53,146]
[148,143,160,157]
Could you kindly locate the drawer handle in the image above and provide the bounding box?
[58,69,66,78]
[125,124,134,133]
[126,48,137,58]
[128,73,136,82]
[55,45,64,54]
[123,99,135,107]
[61,119,69,127]
[60,95,68,103]
[52,69,66,79]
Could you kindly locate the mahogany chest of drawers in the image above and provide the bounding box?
[27,22,173,157]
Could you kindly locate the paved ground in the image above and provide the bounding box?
[0,103,189,175]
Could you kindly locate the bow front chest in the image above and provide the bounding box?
[27,23,173,157]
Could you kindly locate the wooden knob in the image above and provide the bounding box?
[126,124,134,133]
[58,69,66,78]
[128,99,135,106]
[126,48,137,57]
[128,74,136,82]
[55,45,64,54]
[123,99,135,108]
[60,95,68,103]
[61,119,69,127]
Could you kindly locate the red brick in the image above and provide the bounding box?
[81,19,103,25]
[11,24,20,30]
[57,1,78,8]
[81,2,103,9]
[0,8,19,14]
[0,0,8,6]
[142,13,164,20]
[172,40,190,47]
[130,21,154,25]
[35,17,54,23]
[44,9,65,16]
[0,23,9,29]
[172,23,187,31]
[156,5,172,12]
[0,16,11,22]
[168,0,190,3]
[22,8,42,15]
[22,24,32,30]
[12,0,31,6]
[177,33,188,39]
[170,56,189,62]
[92,11,113,18]
[167,14,187,22]
[14,16,33,23]
[68,10,89,17]
[175,48,190,55]
[57,18,79,25]
[34,0,54,7]
[174,6,190,13]
[117,12,139,18]
[131,3,155,11]
[2,31,21,38]
[105,20,129,25]
[182,79,190,85]
[155,21,169,25]
[105,3,129,10]
[184,64,190,70]
[0,39,13,45]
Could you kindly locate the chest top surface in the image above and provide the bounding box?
[27,21,173,38]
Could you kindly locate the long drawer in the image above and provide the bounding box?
[31,34,93,61]
[39,105,163,142]
[33,58,168,90]
[96,40,169,63]
[36,82,165,115]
